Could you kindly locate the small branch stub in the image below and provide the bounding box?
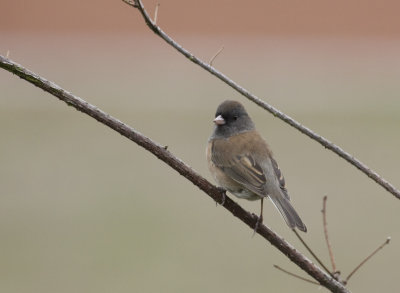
[154,3,160,25]
[209,46,224,66]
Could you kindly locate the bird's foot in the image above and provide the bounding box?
[252,214,263,237]
[215,187,227,206]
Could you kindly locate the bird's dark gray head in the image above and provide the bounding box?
[210,100,255,139]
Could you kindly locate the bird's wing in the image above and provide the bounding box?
[210,131,270,196]
[270,157,290,200]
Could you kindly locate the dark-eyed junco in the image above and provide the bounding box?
[206,100,307,232]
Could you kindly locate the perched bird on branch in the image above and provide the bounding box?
[207,100,307,232]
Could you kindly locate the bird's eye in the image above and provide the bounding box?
[233,116,238,121]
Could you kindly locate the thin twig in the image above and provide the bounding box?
[209,46,224,66]
[344,237,391,284]
[125,0,400,200]
[0,55,350,293]
[122,0,137,8]
[273,265,320,285]
[154,3,160,25]
[293,229,334,278]
[322,196,337,273]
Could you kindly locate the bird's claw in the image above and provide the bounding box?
[252,214,263,237]
[215,187,227,206]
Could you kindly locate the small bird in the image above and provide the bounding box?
[206,100,307,232]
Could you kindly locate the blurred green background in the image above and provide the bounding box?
[1,1,400,292]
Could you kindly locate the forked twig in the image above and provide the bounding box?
[273,265,320,285]
[344,237,391,284]
[322,196,337,273]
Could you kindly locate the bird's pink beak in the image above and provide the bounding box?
[213,115,225,125]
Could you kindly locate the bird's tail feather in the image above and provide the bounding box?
[269,193,307,232]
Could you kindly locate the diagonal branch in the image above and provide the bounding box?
[0,55,350,293]
[344,237,391,285]
[123,0,400,200]
[273,265,320,285]
[293,229,334,278]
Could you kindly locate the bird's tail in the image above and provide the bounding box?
[269,193,307,232]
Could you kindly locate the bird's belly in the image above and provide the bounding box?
[230,189,261,201]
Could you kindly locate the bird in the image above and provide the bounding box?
[206,100,307,232]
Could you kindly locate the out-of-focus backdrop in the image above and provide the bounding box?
[1,1,399,292]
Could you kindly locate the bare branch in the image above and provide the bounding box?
[344,237,391,284]
[125,0,400,200]
[322,196,337,272]
[273,265,320,285]
[0,55,350,293]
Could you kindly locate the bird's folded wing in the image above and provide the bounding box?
[270,157,290,200]
[211,140,267,195]
[211,131,291,200]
